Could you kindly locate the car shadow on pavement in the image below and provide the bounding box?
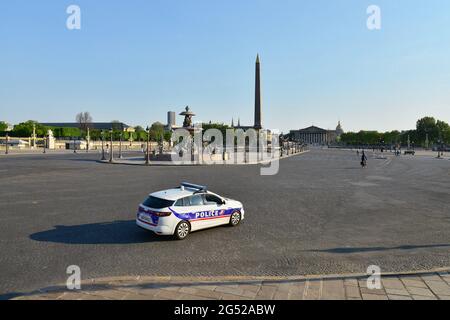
[30,220,172,245]
[307,243,450,254]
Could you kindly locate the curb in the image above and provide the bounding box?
[86,266,450,284]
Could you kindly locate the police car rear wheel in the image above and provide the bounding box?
[175,221,190,240]
[230,211,241,227]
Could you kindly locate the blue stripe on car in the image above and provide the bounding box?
[169,208,238,221]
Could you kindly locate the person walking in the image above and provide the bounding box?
[361,151,367,168]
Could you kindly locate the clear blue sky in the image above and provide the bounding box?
[1,0,449,132]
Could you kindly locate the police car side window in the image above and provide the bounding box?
[205,194,222,205]
[189,195,204,206]
[175,197,190,207]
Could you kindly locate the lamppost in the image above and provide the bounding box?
[119,132,123,159]
[101,130,106,160]
[437,138,441,158]
[109,128,114,163]
[43,133,47,154]
[145,126,150,166]
[32,123,36,149]
[86,127,90,153]
[73,137,77,153]
[5,132,9,155]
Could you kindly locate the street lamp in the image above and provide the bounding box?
[43,134,46,154]
[109,128,114,163]
[86,127,90,153]
[5,132,9,155]
[101,131,106,160]
[73,137,77,154]
[145,126,150,166]
[438,130,444,158]
[437,139,441,158]
[119,132,123,159]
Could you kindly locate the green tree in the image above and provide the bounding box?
[149,122,165,141]
[51,127,82,138]
[11,121,48,137]
[382,131,401,145]
[0,121,8,132]
[164,131,172,142]
[88,129,102,141]
[132,126,147,142]
[436,120,450,144]
[416,117,439,144]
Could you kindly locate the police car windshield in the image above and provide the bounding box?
[142,196,174,209]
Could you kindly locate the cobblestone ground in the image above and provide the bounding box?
[13,270,450,300]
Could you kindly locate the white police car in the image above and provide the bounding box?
[136,183,244,240]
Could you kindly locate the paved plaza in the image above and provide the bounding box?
[0,148,449,299]
[12,269,450,300]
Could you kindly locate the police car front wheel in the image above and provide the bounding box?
[174,221,191,240]
[229,211,241,227]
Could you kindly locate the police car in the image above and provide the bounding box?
[136,183,244,240]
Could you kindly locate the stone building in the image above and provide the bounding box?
[290,122,344,145]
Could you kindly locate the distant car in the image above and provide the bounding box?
[136,183,244,240]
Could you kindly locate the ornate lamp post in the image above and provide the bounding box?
[160,134,164,155]
[119,132,123,159]
[109,128,114,163]
[145,126,150,166]
[101,130,106,160]
[5,132,9,155]
[437,139,441,158]
[32,123,36,149]
[438,137,443,158]
[43,133,47,154]
[86,127,90,153]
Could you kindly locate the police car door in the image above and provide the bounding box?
[203,194,229,228]
[188,194,210,231]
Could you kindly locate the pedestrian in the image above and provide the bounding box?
[361,151,367,168]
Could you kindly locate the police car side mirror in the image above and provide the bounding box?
[221,200,226,205]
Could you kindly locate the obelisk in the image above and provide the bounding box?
[254,54,262,130]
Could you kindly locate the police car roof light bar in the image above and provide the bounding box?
[181,182,207,192]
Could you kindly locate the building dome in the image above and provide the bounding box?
[336,121,344,136]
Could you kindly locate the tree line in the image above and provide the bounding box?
[340,117,450,147]
[0,117,171,142]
